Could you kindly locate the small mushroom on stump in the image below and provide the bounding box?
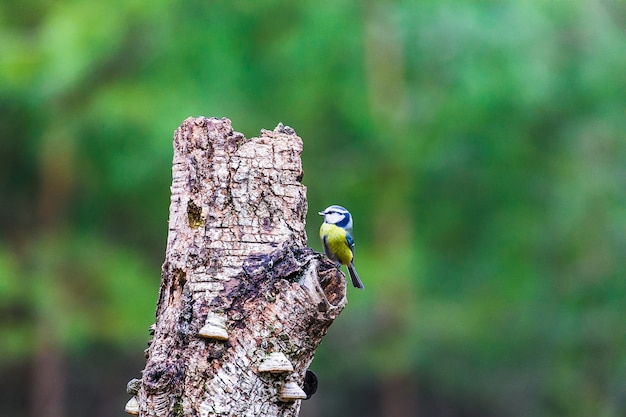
[303,369,318,399]
[124,377,142,415]
[125,397,140,415]
[278,381,308,402]
[257,351,294,374]
[198,312,229,340]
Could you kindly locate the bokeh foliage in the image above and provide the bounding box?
[1,1,625,416]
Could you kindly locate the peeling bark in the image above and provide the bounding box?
[135,117,346,417]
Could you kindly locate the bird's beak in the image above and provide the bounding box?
[318,211,325,216]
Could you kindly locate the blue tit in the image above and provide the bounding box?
[318,205,364,289]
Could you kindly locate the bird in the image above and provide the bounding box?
[318,205,364,289]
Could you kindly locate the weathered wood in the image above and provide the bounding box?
[136,117,346,417]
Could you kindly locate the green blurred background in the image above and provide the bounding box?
[1,1,625,416]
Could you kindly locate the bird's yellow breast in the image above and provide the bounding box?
[320,223,353,266]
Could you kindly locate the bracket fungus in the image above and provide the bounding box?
[303,369,318,399]
[258,351,294,374]
[124,397,140,415]
[198,312,229,340]
[126,378,141,395]
[124,378,141,415]
[278,381,308,402]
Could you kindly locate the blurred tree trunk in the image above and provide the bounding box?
[133,117,346,417]
[379,374,419,417]
[31,336,64,417]
[31,119,75,417]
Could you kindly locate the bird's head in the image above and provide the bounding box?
[318,205,353,230]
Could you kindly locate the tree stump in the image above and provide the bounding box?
[131,117,347,417]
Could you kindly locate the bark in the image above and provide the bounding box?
[133,117,347,417]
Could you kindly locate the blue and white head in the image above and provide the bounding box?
[318,205,353,231]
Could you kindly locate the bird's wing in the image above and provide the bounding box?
[322,235,333,259]
[345,233,355,252]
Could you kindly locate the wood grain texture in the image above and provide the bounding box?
[137,117,347,417]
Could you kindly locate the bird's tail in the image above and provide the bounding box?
[347,262,364,289]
